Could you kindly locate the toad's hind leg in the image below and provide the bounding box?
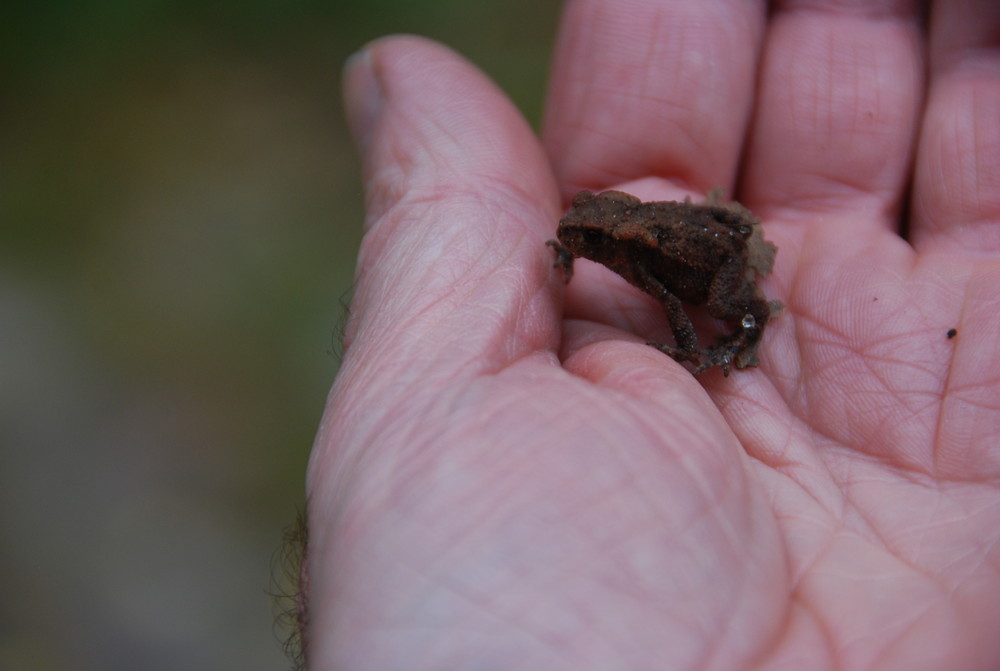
[698,296,772,376]
[635,266,701,365]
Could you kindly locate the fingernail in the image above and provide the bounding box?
[342,48,381,151]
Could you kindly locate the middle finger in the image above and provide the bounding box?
[543,0,768,201]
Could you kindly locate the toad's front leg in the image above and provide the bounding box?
[545,239,575,283]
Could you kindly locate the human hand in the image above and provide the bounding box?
[305,2,1000,669]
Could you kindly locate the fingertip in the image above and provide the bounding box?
[342,47,381,152]
[342,34,557,212]
[342,35,441,154]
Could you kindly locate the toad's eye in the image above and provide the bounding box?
[582,229,604,245]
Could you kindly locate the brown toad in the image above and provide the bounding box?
[547,188,780,376]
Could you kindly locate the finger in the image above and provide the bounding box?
[340,36,561,378]
[910,0,1000,254]
[741,1,925,235]
[542,0,767,201]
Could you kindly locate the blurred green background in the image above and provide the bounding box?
[1,1,560,668]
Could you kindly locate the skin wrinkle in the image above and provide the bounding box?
[376,182,527,246]
[791,170,899,210]
[590,83,700,125]
[602,417,783,668]
[866,609,934,670]
[358,205,543,360]
[394,99,500,184]
[914,70,1000,251]
[668,454,741,550]
[934,293,1000,475]
[795,596,841,671]
[866,396,939,467]
[644,67,743,186]
[946,382,1000,414]
[708,513,780,670]
[849,343,939,427]
[757,183,891,219]
[934,107,972,202]
[364,65,555,227]
[742,420,802,474]
[801,554,923,667]
[841,383,924,464]
[777,424,826,485]
[897,498,955,569]
[359,187,465,268]
[935,394,1000,481]
[565,512,732,632]
[556,378,772,656]
[830,37,909,181]
[858,330,942,382]
[780,510,839,585]
[725,428,812,500]
[970,92,990,213]
[362,400,535,544]
[641,26,715,117]
[776,0,921,16]
[572,116,655,161]
[330,344,506,484]
[748,600,820,671]
[827,467,887,543]
[800,330,859,382]
[749,406,833,481]
[774,266,811,409]
[636,9,667,106]
[841,487,950,589]
[321,367,423,476]
[985,534,1000,575]
[931,18,1000,73]
[764,472,984,671]
[391,558,568,666]
[769,435,851,525]
[902,490,998,574]
[492,280,553,366]
[772,436,952,668]
[561,272,656,333]
[572,480,651,550]
[841,477,982,573]
[802,357,863,443]
[970,86,1000,213]
[386,386,740,668]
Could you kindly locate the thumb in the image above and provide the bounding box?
[337,35,562,385]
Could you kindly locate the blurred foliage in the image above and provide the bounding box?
[0,1,560,669]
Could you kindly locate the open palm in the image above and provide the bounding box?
[306,2,1000,669]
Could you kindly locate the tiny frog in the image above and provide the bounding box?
[547,188,781,376]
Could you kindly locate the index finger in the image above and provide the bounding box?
[542,0,767,201]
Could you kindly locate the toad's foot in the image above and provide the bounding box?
[545,240,575,283]
[696,341,762,377]
[694,347,737,377]
[649,332,763,377]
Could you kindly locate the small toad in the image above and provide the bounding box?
[547,188,781,376]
